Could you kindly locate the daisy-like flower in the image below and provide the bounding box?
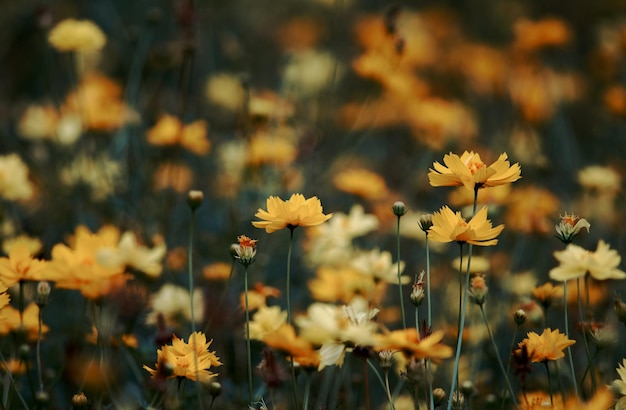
[428,151,521,191]
[252,193,333,233]
[143,331,222,383]
[611,358,626,396]
[532,282,563,308]
[428,205,504,246]
[517,327,575,363]
[549,240,626,281]
[555,212,590,244]
[96,232,167,277]
[146,114,210,155]
[0,303,49,341]
[375,328,453,363]
[0,242,52,287]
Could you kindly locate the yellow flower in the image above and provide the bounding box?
[96,232,166,278]
[532,282,563,307]
[428,206,504,246]
[252,193,333,233]
[517,327,575,363]
[428,151,521,191]
[143,332,221,383]
[0,242,52,287]
[375,329,453,363]
[202,262,232,281]
[146,114,211,155]
[549,240,626,281]
[0,303,49,341]
[248,306,287,340]
[611,358,626,396]
[48,19,106,52]
[0,154,35,201]
[333,168,389,200]
[247,131,297,167]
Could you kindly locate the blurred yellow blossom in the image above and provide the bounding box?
[2,235,42,257]
[247,131,297,167]
[513,18,571,52]
[146,284,203,327]
[146,114,210,155]
[59,153,123,201]
[550,240,626,281]
[0,242,52,287]
[333,168,389,200]
[375,329,453,363]
[96,232,167,278]
[611,358,626,396]
[248,306,287,340]
[252,193,333,233]
[505,186,559,234]
[578,165,621,194]
[153,163,193,193]
[202,262,232,281]
[48,19,106,52]
[239,283,280,311]
[205,73,246,111]
[0,303,49,341]
[0,154,35,201]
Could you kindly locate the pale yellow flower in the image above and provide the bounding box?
[428,151,521,191]
[0,154,35,201]
[333,168,389,200]
[578,165,621,194]
[428,206,504,246]
[246,131,297,167]
[205,73,246,111]
[350,248,408,284]
[146,114,210,155]
[613,359,626,396]
[248,306,287,340]
[549,240,626,281]
[48,19,106,52]
[252,193,333,233]
[0,243,52,287]
[555,212,590,243]
[146,284,203,327]
[96,232,167,277]
[375,329,453,363]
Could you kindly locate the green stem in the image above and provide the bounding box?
[244,267,253,405]
[187,208,204,409]
[286,227,299,409]
[563,281,579,397]
[303,372,312,410]
[501,325,519,410]
[479,305,518,409]
[544,361,553,406]
[397,215,406,329]
[366,359,395,410]
[577,277,597,393]
[36,306,44,392]
[426,235,432,330]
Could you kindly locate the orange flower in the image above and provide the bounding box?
[517,328,575,363]
[532,282,563,307]
[428,206,504,246]
[252,194,333,233]
[0,242,52,287]
[375,328,453,363]
[202,262,232,281]
[143,332,222,383]
[146,114,210,155]
[428,151,521,191]
[233,235,257,267]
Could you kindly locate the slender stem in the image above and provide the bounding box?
[501,325,519,410]
[447,243,472,410]
[286,227,299,409]
[544,361,553,406]
[426,235,432,330]
[366,359,395,410]
[562,281,579,397]
[397,215,407,329]
[36,306,44,392]
[187,208,204,409]
[479,305,518,409]
[577,277,597,393]
[303,372,313,410]
[244,267,253,405]
[364,359,370,410]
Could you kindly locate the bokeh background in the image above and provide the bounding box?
[2,0,626,408]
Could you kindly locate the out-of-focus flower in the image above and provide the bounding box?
[428,151,521,191]
[283,49,340,97]
[96,232,166,277]
[64,73,135,131]
[0,284,9,311]
[513,18,571,52]
[428,206,504,246]
[505,186,559,234]
[588,322,618,350]
[611,359,626,396]
[549,240,626,281]
[563,387,616,410]
[205,73,246,111]
[59,153,123,201]
[0,303,49,341]
[532,282,563,308]
[144,331,221,383]
[451,255,490,274]
[48,19,106,52]
[146,284,204,327]
[248,90,294,121]
[578,165,621,194]
[0,154,35,201]
[0,242,52,287]
[333,168,389,200]
[449,184,510,209]
[263,324,319,368]
[146,114,210,155]
[604,85,626,116]
[375,329,452,363]
[350,248,408,284]
[2,235,42,258]
[516,328,575,363]
[247,130,297,167]
[468,274,488,305]
[153,163,193,193]
[239,283,280,311]
[252,193,333,233]
[248,306,287,340]
[203,262,232,281]
[17,104,58,141]
[509,127,548,168]
[555,213,590,244]
[447,43,508,95]
[276,16,324,52]
[308,266,377,303]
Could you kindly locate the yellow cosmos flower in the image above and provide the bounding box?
[0,242,53,287]
[517,327,575,363]
[428,206,504,246]
[0,303,49,341]
[144,332,221,383]
[428,151,521,191]
[549,240,626,281]
[146,114,210,155]
[333,168,389,200]
[375,329,453,363]
[252,193,333,233]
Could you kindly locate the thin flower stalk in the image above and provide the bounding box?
[577,278,597,393]
[366,358,395,410]
[396,212,407,330]
[287,227,300,410]
[563,281,579,397]
[545,361,554,406]
[244,266,253,405]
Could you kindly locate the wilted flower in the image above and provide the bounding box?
[549,240,626,281]
[428,151,521,191]
[555,212,590,244]
[428,206,504,246]
[48,19,106,52]
[143,332,222,383]
[516,328,575,363]
[252,193,333,233]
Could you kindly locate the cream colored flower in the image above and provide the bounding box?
[351,248,408,284]
[59,153,122,201]
[578,165,621,194]
[48,19,106,52]
[146,284,203,326]
[549,240,626,281]
[205,73,246,111]
[96,232,166,277]
[0,154,35,201]
[283,49,340,96]
[555,212,590,243]
[612,359,626,396]
[248,306,287,340]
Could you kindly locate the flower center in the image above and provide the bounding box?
[464,155,486,175]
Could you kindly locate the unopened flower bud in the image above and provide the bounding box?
[208,381,222,398]
[451,390,465,409]
[36,281,51,307]
[433,387,446,406]
[460,380,475,397]
[392,201,407,217]
[18,344,30,360]
[35,390,49,405]
[378,350,394,371]
[71,392,89,409]
[418,214,433,233]
[187,190,204,211]
[410,271,425,306]
[468,274,488,306]
[514,309,527,326]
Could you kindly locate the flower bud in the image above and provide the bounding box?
[514,309,527,326]
[410,271,425,307]
[71,392,89,409]
[468,274,488,306]
[208,381,222,398]
[378,350,394,371]
[418,214,433,233]
[460,380,475,397]
[18,344,30,360]
[187,190,204,211]
[36,281,51,307]
[392,201,407,217]
[35,390,49,405]
[433,387,446,406]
